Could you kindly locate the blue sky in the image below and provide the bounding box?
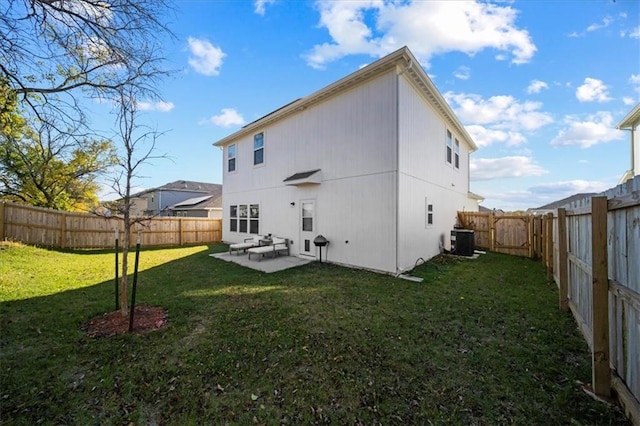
[93,0,640,211]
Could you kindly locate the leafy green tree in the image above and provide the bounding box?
[0,121,117,211]
[0,76,25,139]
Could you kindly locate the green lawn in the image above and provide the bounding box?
[0,242,629,425]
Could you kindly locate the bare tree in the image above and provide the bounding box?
[0,0,174,133]
[106,85,167,316]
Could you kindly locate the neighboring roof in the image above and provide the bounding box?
[213,46,478,152]
[533,192,597,210]
[133,180,222,198]
[168,194,222,211]
[172,195,213,208]
[617,103,640,129]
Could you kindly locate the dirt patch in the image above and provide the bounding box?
[83,305,168,338]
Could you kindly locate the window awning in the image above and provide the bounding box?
[283,169,322,186]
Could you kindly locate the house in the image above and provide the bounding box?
[528,192,597,215]
[167,193,222,218]
[213,46,479,275]
[132,180,222,217]
[617,103,640,184]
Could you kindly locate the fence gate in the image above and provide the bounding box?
[458,212,533,258]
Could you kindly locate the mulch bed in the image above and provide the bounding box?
[83,305,168,338]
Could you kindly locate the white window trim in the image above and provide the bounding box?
[425,197,434,228]
[445,129,453,165]
[253,132,265,167]
[229,203,260,234]
[228,144,237,173]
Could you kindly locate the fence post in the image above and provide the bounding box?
[546,212,553,281]
[0,202,5,241]
[489,211,496,252]
[557,208,568,311]
[178,217,183,246]
[591,196,611,397]
[527,216,534,258]
[536,216,543,259]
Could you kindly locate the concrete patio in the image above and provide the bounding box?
[210,251,314,273]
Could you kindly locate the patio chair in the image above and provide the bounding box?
[247,237,290,261]
[229,235,263,255]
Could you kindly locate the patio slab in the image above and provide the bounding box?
[210,251,314,273]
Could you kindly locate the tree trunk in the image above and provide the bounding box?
[119,217,130,315]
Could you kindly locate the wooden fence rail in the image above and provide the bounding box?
[0,202,222,249]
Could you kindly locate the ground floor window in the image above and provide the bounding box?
[229,203,260,234]
[425,198,433,227]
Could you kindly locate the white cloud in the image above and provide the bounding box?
[625,25,640,39]
[576,77,612,102]
[445,92,553,131]
[570,16,613,37]
[529,180,609,195]
[254,0,275,15]
[188,37,225,76]
[206,108,245,127]
[137,100,175,112]
[465,125,526,148]
[631,74,640,84]
[304,1,536,69]
[453,66,470,80]
[526,79,548,94]
[470,156,547,181]
[623,97,636,106]
[586,16,613,32]
[550,111,624,148]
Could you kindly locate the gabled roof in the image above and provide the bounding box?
[132,180,222,198]
[213,46,477,152]
[617,103,640,129]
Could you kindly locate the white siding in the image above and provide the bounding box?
[222,71,399,273]
[396,74,477,272]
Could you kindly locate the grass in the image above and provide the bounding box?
[0,242,630,425]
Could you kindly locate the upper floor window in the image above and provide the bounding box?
[454,138,460,169]
[254,133,264,165]
[228,144,236,172]
[446,130,453,164]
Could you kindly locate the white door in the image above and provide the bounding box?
[300,200,315,256]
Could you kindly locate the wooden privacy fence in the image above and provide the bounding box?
[459,177,640,424]
[547,187,640,424]
[457,212,535,257]
[0,202,222,249]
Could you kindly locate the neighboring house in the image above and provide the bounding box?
[617,103,640,184]
[133,180,222,217]
[167,194,223,218]
[528,192,597,215]
[213,46,479,275]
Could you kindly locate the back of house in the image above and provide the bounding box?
[214,46,479,274]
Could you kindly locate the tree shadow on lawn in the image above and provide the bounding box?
[0,248,631,425]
